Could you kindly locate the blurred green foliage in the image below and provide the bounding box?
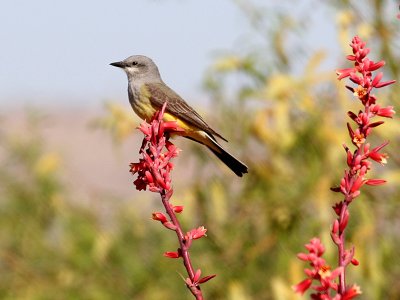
[1,1,399,299]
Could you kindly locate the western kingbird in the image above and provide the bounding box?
[110,55,248,177]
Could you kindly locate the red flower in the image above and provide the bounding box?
[368,143,389,165]
[152,212,168,223]
[336,68,353,80]
[341,284,362,300]
[130,104,182,193]
[370,104,395,118]
[164,251,181,259]
[304,237,325,256]
[364,179,386,186]
[293,278,312,295]
[169,203,184,213]
[185,226,207,243]
[294,238,350,298]
[185,269,216,287]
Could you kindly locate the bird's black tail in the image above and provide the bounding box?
[184,134,248,177]
[207,142,248,177]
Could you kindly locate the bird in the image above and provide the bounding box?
[110,55,248,177]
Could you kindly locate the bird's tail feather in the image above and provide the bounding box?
[184,134,248,177]
[207,142,248,177]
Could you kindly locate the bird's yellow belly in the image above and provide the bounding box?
[163,112,212,146]
[131,97,156,121]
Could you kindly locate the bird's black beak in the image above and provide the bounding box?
[110,61,125,68]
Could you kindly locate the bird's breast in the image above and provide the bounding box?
[128,83,156,121]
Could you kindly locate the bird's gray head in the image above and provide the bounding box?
[110,55,162,82]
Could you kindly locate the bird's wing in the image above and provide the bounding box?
[144,82,227,141]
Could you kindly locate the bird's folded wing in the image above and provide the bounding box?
[144,82,227,142]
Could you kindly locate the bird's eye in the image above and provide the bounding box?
[132,61,138,66]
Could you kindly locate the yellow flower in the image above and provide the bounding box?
[213,56,242,72]
[336,11,353,27]
[358,23,373,39]
[34,153,60,176]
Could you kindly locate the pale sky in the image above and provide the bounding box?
[0,0,339,108]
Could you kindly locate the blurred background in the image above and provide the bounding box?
[1,0,399,299]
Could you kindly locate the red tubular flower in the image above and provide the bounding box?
[332,202,343,216]
[350,258,359,266]
[304,237,325,256]
[332,219,339,234]
[370,104,395,118]
[186,226,208,240]
[185,269,216,288]
[169,203,184,213]
[368,146,389,165]
[197,274,217,284]
[374,79,396,88]
[364,179,386,186]
[339,209,349,232]
[341,284,362,300]
[164,251,181,259]
[293,238,346,297]
[152,212,168,223]
[367,60,385,71]
[162,221,177,231]
[336,68,353,80]
[371,72,383,87]
[293,279,312,295]
[138,122,152,136]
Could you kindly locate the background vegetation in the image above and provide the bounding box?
[1,1,399,299]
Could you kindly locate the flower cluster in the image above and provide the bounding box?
[295,36,395,299]
[332,36,395,294]
[129,104,182,192]
[294,238,361,299]
[333,36,395,203]
[130,103,215,300]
